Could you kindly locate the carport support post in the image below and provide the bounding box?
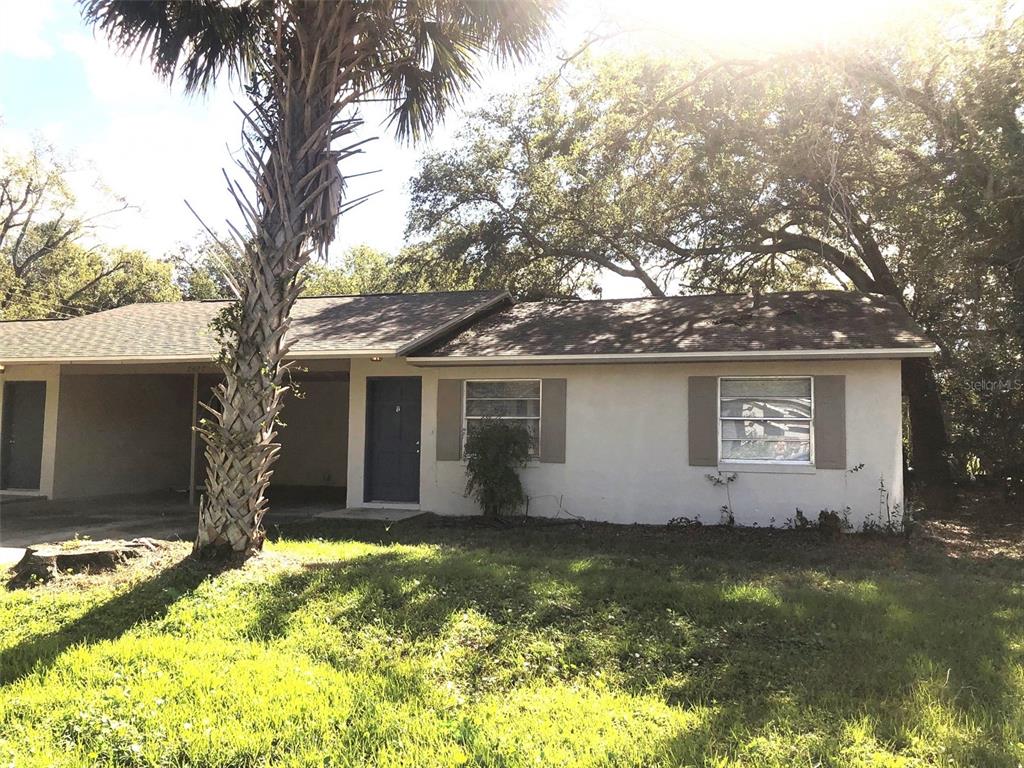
[189,373,198,507]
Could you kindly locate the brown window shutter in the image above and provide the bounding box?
[813,375,846,470]
[436,379,464,461]
[688,376,718,466]
[540,378,566,463]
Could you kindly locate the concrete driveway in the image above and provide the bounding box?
[0,494,196,549]
[0,493,340,549]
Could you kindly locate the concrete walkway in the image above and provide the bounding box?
[315,507,423,522]
[0,493,423,550]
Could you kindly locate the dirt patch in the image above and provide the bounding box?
[8,538,172,588]
[914,487,1023,561]
[5,539,192,591]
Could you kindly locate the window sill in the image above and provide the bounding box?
[717,462,816,475]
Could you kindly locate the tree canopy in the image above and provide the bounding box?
[407,5,1024,481]
[0,142,177,320]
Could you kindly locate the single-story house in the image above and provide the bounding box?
[0,289,936,528]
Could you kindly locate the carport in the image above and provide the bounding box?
[42,360,351,505]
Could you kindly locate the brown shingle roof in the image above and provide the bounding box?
[0,291,508,363]
[414,291,936,359]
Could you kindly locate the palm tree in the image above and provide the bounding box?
[80,0,558,560]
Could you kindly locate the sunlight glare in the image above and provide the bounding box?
[598,0,938,55]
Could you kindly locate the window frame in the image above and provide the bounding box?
[462,378,543,458]
[717,375,815,466]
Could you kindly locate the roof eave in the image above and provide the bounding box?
[406,346,940,367]
[0,349,402,366]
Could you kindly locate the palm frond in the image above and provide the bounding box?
[355,0,559,142]
[78,0,273,94]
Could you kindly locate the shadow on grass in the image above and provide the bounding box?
[0,556,226,686]
[269,512,1024,580]
[248,531,1022,763]
[1,516,1018,765]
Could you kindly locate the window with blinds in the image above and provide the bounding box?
[463,380,541,455]
[719,377,813,464]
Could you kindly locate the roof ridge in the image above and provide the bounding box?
[197,288,504,303]
[516,289,871,306]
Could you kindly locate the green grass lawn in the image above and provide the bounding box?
[0,517,1021,767]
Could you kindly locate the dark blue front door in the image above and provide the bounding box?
[1,381,46,490]
[364,377,421,503]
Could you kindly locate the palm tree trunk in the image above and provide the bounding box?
[193,2,360,560]
[194,277,299,558]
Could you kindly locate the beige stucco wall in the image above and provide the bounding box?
[347,357,905,528]
[52,373,193,498]
[5,354,904,525]
[274,379,349,488]
[0,364,61,496]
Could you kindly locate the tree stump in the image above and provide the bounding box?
[7,538,160,588]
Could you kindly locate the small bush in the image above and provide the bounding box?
[817,509,852,539]
[667,515,703,528]
[789,508,852,537]
[463,419,532,518]
[861,504,915,537]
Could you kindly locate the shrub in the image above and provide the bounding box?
[792,508,813,530]
[789,508,852,537]
[463,419,532,518]
[817,509,852,539]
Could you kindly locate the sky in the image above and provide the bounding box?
[0,0,933,297]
